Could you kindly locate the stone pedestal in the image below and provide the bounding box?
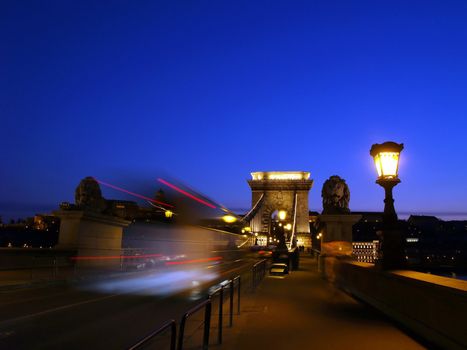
[376,228,407,270]
[318,214,361,256]
[54,210,131,268]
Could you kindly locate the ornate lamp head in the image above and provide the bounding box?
[370,142,404,182]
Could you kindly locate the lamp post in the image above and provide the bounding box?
[370,141,405,269]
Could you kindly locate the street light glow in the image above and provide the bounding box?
[222,215,237,223]
[373,152,399,178]
[370,142,404,180]
[278,210,287,221]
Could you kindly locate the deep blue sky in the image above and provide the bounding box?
[1,0,467,220]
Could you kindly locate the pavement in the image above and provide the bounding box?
[0,269,61,291]
[221,256,428,350]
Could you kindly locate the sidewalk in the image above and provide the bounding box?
[222,256,427,350]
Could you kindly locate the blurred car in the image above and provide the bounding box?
[269,263,289,276]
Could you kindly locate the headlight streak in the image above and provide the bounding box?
[83,269,219,297]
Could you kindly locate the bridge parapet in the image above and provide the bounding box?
[54,210,130,268]
[321,256,467,350]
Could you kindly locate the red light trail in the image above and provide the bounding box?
[165,256,222,266]
[70,253,162,261]
[157,178,216,209]
[95,178,174,208]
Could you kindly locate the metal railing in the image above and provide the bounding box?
[207,274,242,345]
[209,286,224,344]
[128,259,267,350]
[128,319,176,350]
[252,259,267,289]
[234,275,241,316]
[178,299,212,350]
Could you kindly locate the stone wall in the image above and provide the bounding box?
[55,210,130,268]
[249,178,313,235]
[321,256,467,350]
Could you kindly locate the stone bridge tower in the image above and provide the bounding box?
[244,171,313,246]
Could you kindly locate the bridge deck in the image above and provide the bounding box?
[223,256,428,350]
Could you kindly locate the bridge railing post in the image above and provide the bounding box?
[254,264,258,289]
[229,279,234,327]
[218,286,224,344]
[236,276,241,315]
[128,319,177,350]
[252,259,267,290]
[203,299,212,350]
[177,299,211,350]
[53,257,57,279]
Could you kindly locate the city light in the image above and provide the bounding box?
[352,241,379,263]
[222,215,237,223]
[165,256,222,266]
[278,210,287,221]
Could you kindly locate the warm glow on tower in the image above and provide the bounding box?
[251,171,310,181]
[278,210,287,221]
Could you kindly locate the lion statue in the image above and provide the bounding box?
[75,176,107,213]
[321,175,350,214]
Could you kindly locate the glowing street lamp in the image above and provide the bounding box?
[370,141,405,269]
[370,142,404,226]
[274,210,288,251]
[164,210,174,219]
[278,210,287,221]
[222,215,237,223]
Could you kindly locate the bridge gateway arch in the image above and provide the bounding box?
[243,171,313,248]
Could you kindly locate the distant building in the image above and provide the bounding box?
[33,215,58,230]
[406,215,467,270]
[351,212,384,242]
[352,241,379,263]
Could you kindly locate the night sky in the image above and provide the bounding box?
[1,1,467,220]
